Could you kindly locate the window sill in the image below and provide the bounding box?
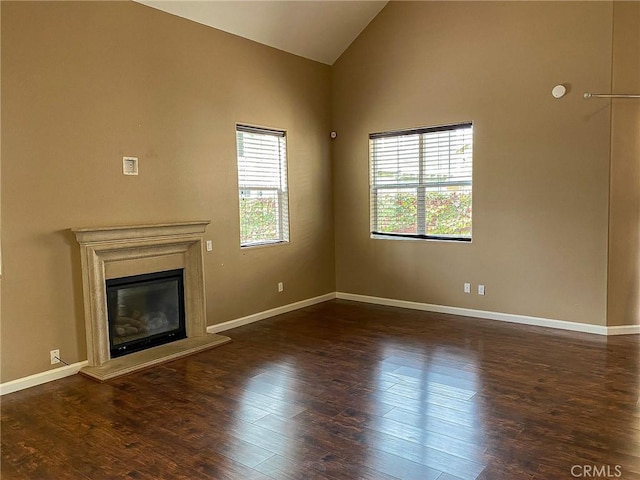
[370,233,472,243]
[240,240,290,250]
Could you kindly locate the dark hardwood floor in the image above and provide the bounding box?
[2,299,639,480]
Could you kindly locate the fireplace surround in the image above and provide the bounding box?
[72,221,230,381]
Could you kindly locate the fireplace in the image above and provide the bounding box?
[72,222,231,381]
[107,269,187,358]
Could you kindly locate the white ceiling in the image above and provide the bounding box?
[136,1,388,65]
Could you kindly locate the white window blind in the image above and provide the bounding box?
[370,122,473,241]
[236,125,289,247]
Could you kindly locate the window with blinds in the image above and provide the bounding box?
[369,122,473,241]
[236,125,289,247]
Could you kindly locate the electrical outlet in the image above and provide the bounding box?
[463,282,471,293]
[278,282,284,292]
[50,349,60,365]
[478,285,485,296]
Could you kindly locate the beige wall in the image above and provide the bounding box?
[2,0,638,385]
[1,1,334,382]
[608,1,640,327]
[332,2,613,325]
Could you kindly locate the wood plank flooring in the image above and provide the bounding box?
[2,299,639,479]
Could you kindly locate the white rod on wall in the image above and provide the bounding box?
[584,93,640,99]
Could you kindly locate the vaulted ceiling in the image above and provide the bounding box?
[136,1,388,65]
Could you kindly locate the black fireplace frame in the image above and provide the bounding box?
[106,269,187,358]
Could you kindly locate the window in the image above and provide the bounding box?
[236,124,289,247]
[369,122,473,241]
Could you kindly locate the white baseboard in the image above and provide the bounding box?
[1,361,88,396]
[208,292,337,333]
[4,290,637,396]
[607,324,640,335]
[1,293,336,397]
[335,292,637,336]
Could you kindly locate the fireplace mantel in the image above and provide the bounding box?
[72,221,212,244]
[72,221,230,380]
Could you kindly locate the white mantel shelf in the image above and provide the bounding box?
[72,221,211,244]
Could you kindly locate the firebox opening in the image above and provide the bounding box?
[106,269,186,358]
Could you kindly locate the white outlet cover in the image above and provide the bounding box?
[123,156,139,175]
[50,349,60,364]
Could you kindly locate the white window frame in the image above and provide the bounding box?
[369,122,473,242]
[236,124,290,248]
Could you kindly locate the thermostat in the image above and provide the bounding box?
[123,156,139,175]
